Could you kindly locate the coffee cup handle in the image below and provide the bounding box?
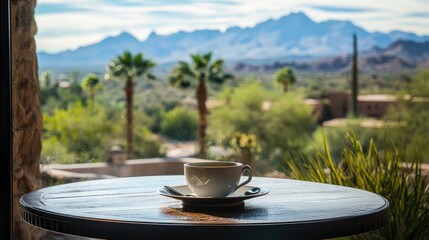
[235,165,252,191]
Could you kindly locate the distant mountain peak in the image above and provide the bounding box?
[37,12,429,72]
[225,26,242,33]
[254,11,316,31]
[117,31,133,37]
[285,11,310,19]
[102,31,139,43]
[147,31,158,40]
[279,11,314,23]
[115,31,137,40]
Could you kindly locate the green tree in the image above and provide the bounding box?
[209,82,266,138]
[385,70,429,162]
[63,71,82,84]
[39,71,59,108]
[160,107,198,141]
[42,102,118,163]
[264,93,317,168]
[169,52,233,159]
[108,51,156,158]
[39,70,54,89]
[40,72,86,114]
[133,126,166,158]
[81,73,102,102]
[274,67,296,92]
[209,82,317,169]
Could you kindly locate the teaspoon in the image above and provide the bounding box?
[244,187,261,195]
[164,185,195,197]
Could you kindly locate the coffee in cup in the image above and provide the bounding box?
[184,162,252,197]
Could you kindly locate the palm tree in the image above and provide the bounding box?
[170,52,233,159]
[81,73,101,102]
[108,51,156,158]
[274,67,296,92]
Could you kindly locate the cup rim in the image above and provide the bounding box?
[184,161,242,168]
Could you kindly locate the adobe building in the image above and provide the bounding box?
[357,94,400,118]
[328,92,400,118]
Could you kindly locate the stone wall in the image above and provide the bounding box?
[11,0,44,239]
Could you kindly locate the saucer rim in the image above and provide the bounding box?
[157,184,269,201]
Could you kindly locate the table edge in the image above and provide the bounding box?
[20,194,389,240]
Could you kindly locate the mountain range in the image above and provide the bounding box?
[37,12,429,73]
[233,40,429,73]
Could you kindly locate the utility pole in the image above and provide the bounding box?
[351,33,359,117]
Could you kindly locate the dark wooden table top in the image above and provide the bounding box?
[20,176,388,240]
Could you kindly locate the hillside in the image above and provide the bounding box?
[232,40,429,73]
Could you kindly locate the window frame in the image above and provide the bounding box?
[0,0,12,239]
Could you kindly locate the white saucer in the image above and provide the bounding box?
[158,185,269,207]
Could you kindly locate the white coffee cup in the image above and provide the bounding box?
[184,162,252,197]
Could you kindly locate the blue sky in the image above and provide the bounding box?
[35,0,429,53]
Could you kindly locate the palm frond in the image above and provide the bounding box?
[170,52,233,86]
[108,51,156,80]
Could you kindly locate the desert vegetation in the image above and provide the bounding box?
[40,50,429,167]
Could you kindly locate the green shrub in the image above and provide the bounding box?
[309,123,387,162]
[133,126,166,158]
[384,70,429,162]
[41,136,78,164]
[287,133,429,240]
[208,82,267,141]
[42,102,119,163]
[160,107,198,140]
[208,82,317,169]
[264,93,317,168]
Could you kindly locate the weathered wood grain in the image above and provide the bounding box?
[20,176,388,240]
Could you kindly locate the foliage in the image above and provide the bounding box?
[209,82,317,169]
[42,102,119,163]
[106,108,164,158]
[42,102,165,163]
[264,93,317,168]
[209,82,266,141]
[108,51,156,80]
[39,70,87,113]
[108,51,156,157]
[41,136,78,164]
[310,123,388,162]
[384,70,429,162]
[81,73,102,101]
[39,71,54,89]
[287,133,429,240]
[169,52,233,158]
[229,132,259,165]
[273,67,296,92]
[160,107,198,140]
[133,126,166,158]
[169,52,233,87]
[131,109,157,135]
[265,93,317,151]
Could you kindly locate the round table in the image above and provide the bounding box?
[20,176,388,240]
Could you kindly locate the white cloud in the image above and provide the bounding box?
[35,33,106,53]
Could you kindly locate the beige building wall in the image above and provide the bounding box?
[328,92,400,118]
